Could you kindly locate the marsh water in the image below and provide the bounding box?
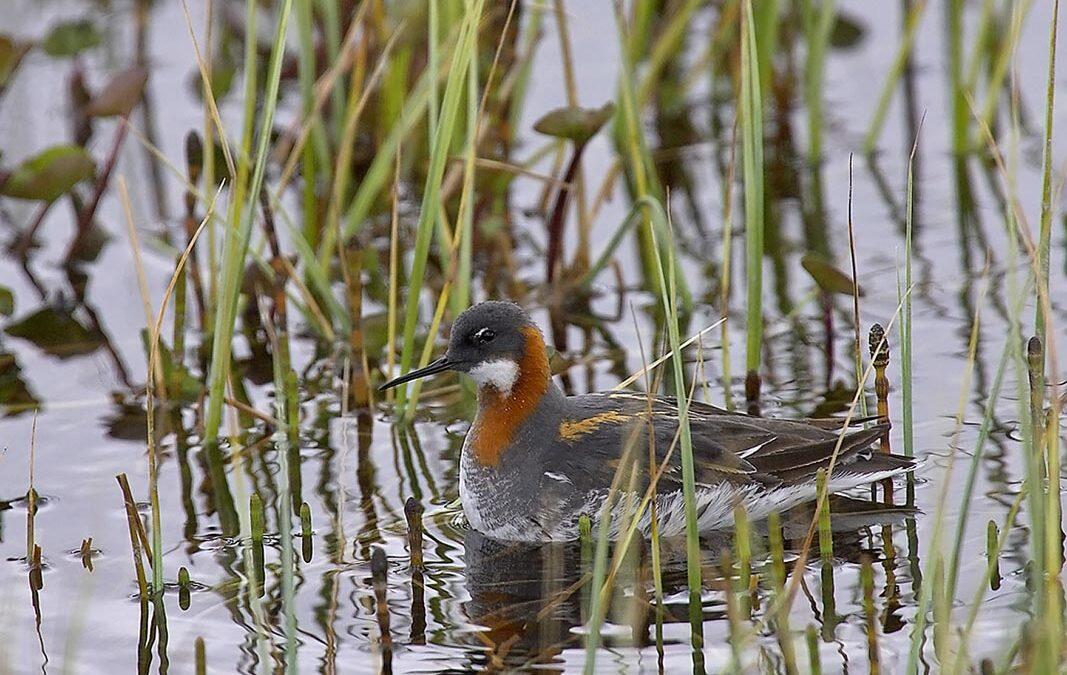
[0,1,1065,673]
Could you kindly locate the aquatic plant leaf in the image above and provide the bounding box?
[190,55,236,102]
[86,67,147,117]
[533,102,615,144]
[41,19,102,58]
[104,398,160,441]
[801,253,864,296]
[0,350,38,416]
[5,306,102,358]
[66,223,110,263]
[0,35,29,87]
[830,14,865,49]
[0,145,95,202]
[0,286,12,317]
[139,329,202,403]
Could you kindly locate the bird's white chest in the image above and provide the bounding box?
[466,359,519,396]
[458,443,509,536]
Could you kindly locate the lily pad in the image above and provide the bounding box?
[66,223,110,263]
[5,305,103,358]
[0,145,95,202]
[140,329,202,403]
[190,55,237,102]
[0,350,38,417]
[86,67,148,117]
[0,285,12,317]
[0,35,29,88]
[41,19,102,58]
[830,14,865,50]
[801,253,864,297]
[533,102,615,144]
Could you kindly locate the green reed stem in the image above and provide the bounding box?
[317,0,344,140]
[300,502,313,563]
[582,433,644,673]
[964,0,996,94]
[861,555,879,674]
[203,0,293,442]
[336,42,432,246]
[451,20,478,315]
[249,492,265,598]
[722,548,744,670]
[815,468,832,562]
[947,0,967,154]
[978,0,1033,135]
[178,567,191,611]
[908,262,991,672]
[195,636,205,675]
[802,0,834,163]
[806,624,822,675]
[899,123,920,456]
[752,0,778,94]
[395,1,484,414]
[428,0,440,131]
[295,0,327,245]
[117,473,149,599]
[986,520,1001,591]
[862,0,926,154]
[611,4,691,309]
[266,312,299,672]
[733,503,752,619]
[634,0,702,108]
[945,306,1015,603]
[740,0,764,379]
[1036,0,1059,343]
[768,511,798,674]
[644,196,703,665]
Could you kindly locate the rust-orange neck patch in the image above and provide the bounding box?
[469,326,550,467]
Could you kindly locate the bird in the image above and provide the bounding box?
[380,301,916,542]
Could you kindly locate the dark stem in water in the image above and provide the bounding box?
[371,546,393,674]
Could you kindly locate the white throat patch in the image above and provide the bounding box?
[468,359,520,396]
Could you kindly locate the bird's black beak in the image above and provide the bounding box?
[378,356,453,391]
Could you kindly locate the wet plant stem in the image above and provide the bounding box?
[394,2,484,415]
[117,473,150,598]
[371,547,392,674]
[545,143,586,284]
[66,115,130,264]
[202,0,293,443]
[768,511,797,674]
[740,0,764,405]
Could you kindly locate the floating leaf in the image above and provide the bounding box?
[189,55,236,102]
[41,19,102,58]
[0,286,12,317]
[801,253,864,297]
[533,102,615,144]
[103,396,159,441]
[0,350,38,416]
[66,223,110,263]
[830,14,865,50]
[140,329,202,403]
[86,67,147,118]
[5,305,102,358]
[0,35,29,88]
[0,145,95,202]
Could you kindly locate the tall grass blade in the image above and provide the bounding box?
[394,0,485,414]
[203,0,294,442]
[740,0,765,388]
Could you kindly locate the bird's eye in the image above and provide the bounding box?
[473,327,496,344]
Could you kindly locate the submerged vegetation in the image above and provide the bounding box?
[0,0,1063,672]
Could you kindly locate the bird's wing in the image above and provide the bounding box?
[553,392,903,491]
[550,393,761,494]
